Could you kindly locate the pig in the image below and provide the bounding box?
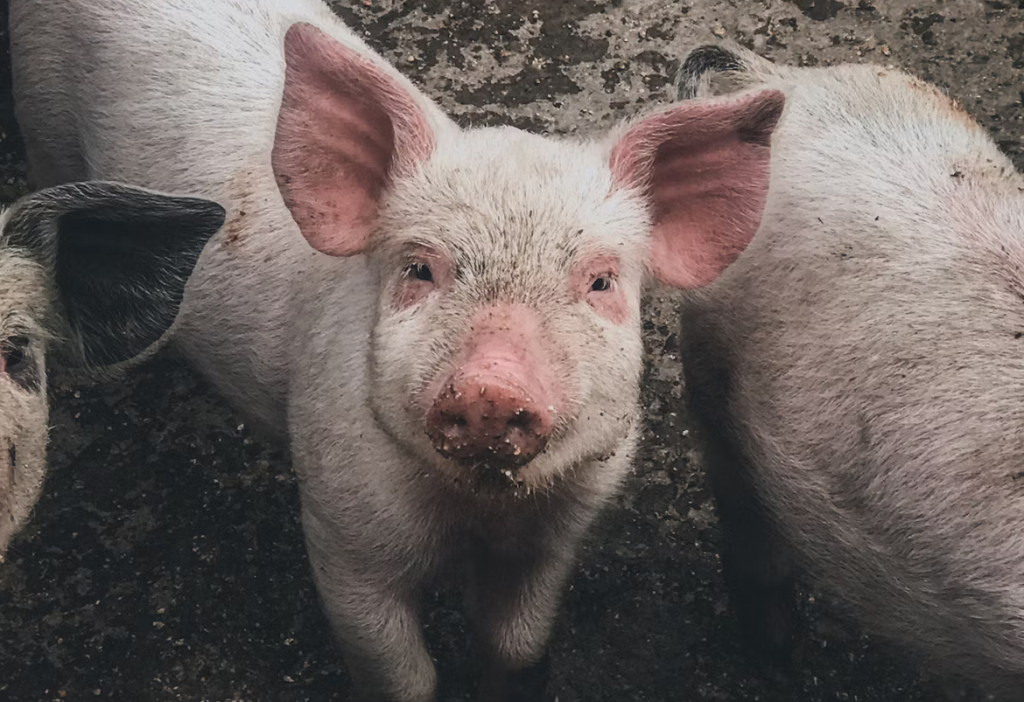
[0,180,225,560]
[674,43,1024,698]
[9,1,784,698]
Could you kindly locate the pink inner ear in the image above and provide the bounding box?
[272,23,434,257]
[611,90,785,289]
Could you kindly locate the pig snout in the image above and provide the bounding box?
[426,371,553,468]
[424,305,560,471]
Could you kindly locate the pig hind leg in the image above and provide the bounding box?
[703,428,800,670]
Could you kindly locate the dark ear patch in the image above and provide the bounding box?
[5,181,226,366]
[675,45,744,101]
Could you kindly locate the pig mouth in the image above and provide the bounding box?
[426,406,549,468]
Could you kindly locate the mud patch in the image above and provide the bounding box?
[788,0,847,21]
[454,67,582,107]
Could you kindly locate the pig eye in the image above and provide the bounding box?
[591,276,613,292]
[405,262,433,283]
[1,335,40,392]
[1,336,29,374]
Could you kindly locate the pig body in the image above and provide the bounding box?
[0,181,225,560]
[676,45,1024,697]
[11,2,784,699]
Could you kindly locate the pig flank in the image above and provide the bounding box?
[676,44,1024,697]
[10,1,782,699]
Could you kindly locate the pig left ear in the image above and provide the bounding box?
[610,89,785,288]
[5,181,226,366]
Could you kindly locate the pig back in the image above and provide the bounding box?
[10,0,447,430]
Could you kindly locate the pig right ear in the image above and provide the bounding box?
[4,181,226,366]
[272,22,434,257]
[610,90,785,289]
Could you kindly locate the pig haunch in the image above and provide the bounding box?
[10,2,782,699]
[676,43,1024,699]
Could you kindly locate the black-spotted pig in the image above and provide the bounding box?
[0,181,223,559]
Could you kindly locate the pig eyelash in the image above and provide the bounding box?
[404,262,434,283]
[590,274,616,292]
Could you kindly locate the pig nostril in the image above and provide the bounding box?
[507,411,535,433]
[438,412,469,440]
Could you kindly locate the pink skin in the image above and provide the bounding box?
[611,90,785,289]
[272,22,433,257]
[572,253,628,324]
[424,304,563,471]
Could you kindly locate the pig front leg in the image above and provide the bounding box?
[301,507,438,702]
[466,535,582,702]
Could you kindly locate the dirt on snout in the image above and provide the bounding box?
[2,0,1022,700]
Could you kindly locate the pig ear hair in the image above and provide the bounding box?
[610,89,785,289]
[273,22,434,257]
[4,181,226,367]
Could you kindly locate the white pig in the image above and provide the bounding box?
[676,43,1024,698]
[0,180,225,560]
[10,2,783,699]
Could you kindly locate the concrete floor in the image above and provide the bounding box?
[2,0,1022,700]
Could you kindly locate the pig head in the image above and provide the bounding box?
[273,22,785,494]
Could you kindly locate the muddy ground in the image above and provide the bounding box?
[0,0,1021,700]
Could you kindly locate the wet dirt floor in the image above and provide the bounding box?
[1,0,1022,700]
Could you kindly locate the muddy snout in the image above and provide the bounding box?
[426,372,553,470]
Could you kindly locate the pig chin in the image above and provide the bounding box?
[426,435,578,497]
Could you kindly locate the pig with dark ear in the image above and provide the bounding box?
[0,181,225,558]
[675,42,1024,698]
[9,1,783,699]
